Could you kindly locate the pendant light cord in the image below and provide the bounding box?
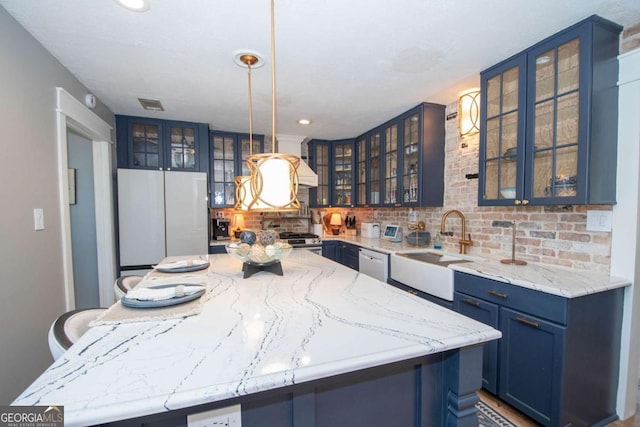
[247,62,253,154]
[270,0,276,153]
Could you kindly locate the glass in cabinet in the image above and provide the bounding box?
[209,131,265,207]
[116,116,207,172]
[309,140,331,207]
[355,137,367,205]
[402,113,420,204]
[383,123,399,205]
[479,59,526,205]
[131,119,163,169]
[332,140,354,206]
[479,16,621,206]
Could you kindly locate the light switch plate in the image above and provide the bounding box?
[34,208,45,230]
[586,210,612,232]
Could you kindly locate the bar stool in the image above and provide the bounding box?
[48,308,106,360]
[113,275,143,300]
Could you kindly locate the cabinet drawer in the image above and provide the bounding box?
[454,272,567,324]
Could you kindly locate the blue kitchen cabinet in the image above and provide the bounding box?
[309,139,355,208]
[309,140,331,207]
[453,292,499,394]
[338,242,359,271]
[356,103,445,208]
[116,115,208,172]
[312,103,444,208]
[209,131,264,208]
[321,240,339,262]
[322,241,359,271]
[478,15,622,206]
[454,271,624,426]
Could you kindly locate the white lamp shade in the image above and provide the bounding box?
[231,213,245,230]
[247,153,300,211]
[330,213,342,226]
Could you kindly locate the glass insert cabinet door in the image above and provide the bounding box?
[312,142,330,206]
[333,141,353,205]
[211,134,236,206]
[356,137,367,205]
[402,113,420,204]
[384,124,398,205]
[168,125,196,170]
[369,132,382,205]
[529,38,579,201]
[480,57,526,205]
[132,122,161,168]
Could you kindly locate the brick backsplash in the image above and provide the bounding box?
[211,22,640,273]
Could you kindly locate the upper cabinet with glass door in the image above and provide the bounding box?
[116,116,208,172]
[388,103,445,207]
[478,15,622,206]
[209,130,264,208]
[309,140,331,207]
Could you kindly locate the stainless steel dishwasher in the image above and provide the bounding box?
[358,248,389,282]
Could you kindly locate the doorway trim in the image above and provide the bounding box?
[56,87,115,309]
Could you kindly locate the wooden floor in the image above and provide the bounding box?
[478,390,640,427]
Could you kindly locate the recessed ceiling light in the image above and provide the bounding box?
[114,0,150,12]
[298,119,312,125]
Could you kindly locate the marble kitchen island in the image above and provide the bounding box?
[14,251,500,427]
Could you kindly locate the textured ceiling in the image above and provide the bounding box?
[2,0,639,139]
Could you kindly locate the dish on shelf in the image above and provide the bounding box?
[503,147,517,157]
[500,187,516,199]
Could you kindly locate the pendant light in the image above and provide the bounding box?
[246,0,300,212]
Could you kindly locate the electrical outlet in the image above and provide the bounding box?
[187,404,241,427]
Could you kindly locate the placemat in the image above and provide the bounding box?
[90,273,210,326]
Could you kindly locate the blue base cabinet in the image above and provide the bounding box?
[454,271,623,426]
[321,241,359,271]
[103,345,484,427]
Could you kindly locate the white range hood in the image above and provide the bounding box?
[277,134,318,187]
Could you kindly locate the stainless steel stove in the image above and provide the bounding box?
[278,232,322,254]
[278,232,322,246]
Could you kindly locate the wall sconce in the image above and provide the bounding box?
[459,89,480,137]
[231,213,246,238]
[329,213,343,235]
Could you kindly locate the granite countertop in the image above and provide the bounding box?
[14,252,500,427]
[324,234,631,298]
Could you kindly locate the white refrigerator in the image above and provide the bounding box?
[117,169,208,270]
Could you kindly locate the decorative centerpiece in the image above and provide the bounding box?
[225,230,293,278]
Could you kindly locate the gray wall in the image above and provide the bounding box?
[0,6,115,403]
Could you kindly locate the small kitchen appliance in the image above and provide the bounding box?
[361,222,381,238]
[211,218,230,240]
[382,224,403,242]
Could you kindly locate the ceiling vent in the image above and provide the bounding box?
[138,98,164,111]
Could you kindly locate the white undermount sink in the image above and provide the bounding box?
[390,250,484,301]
